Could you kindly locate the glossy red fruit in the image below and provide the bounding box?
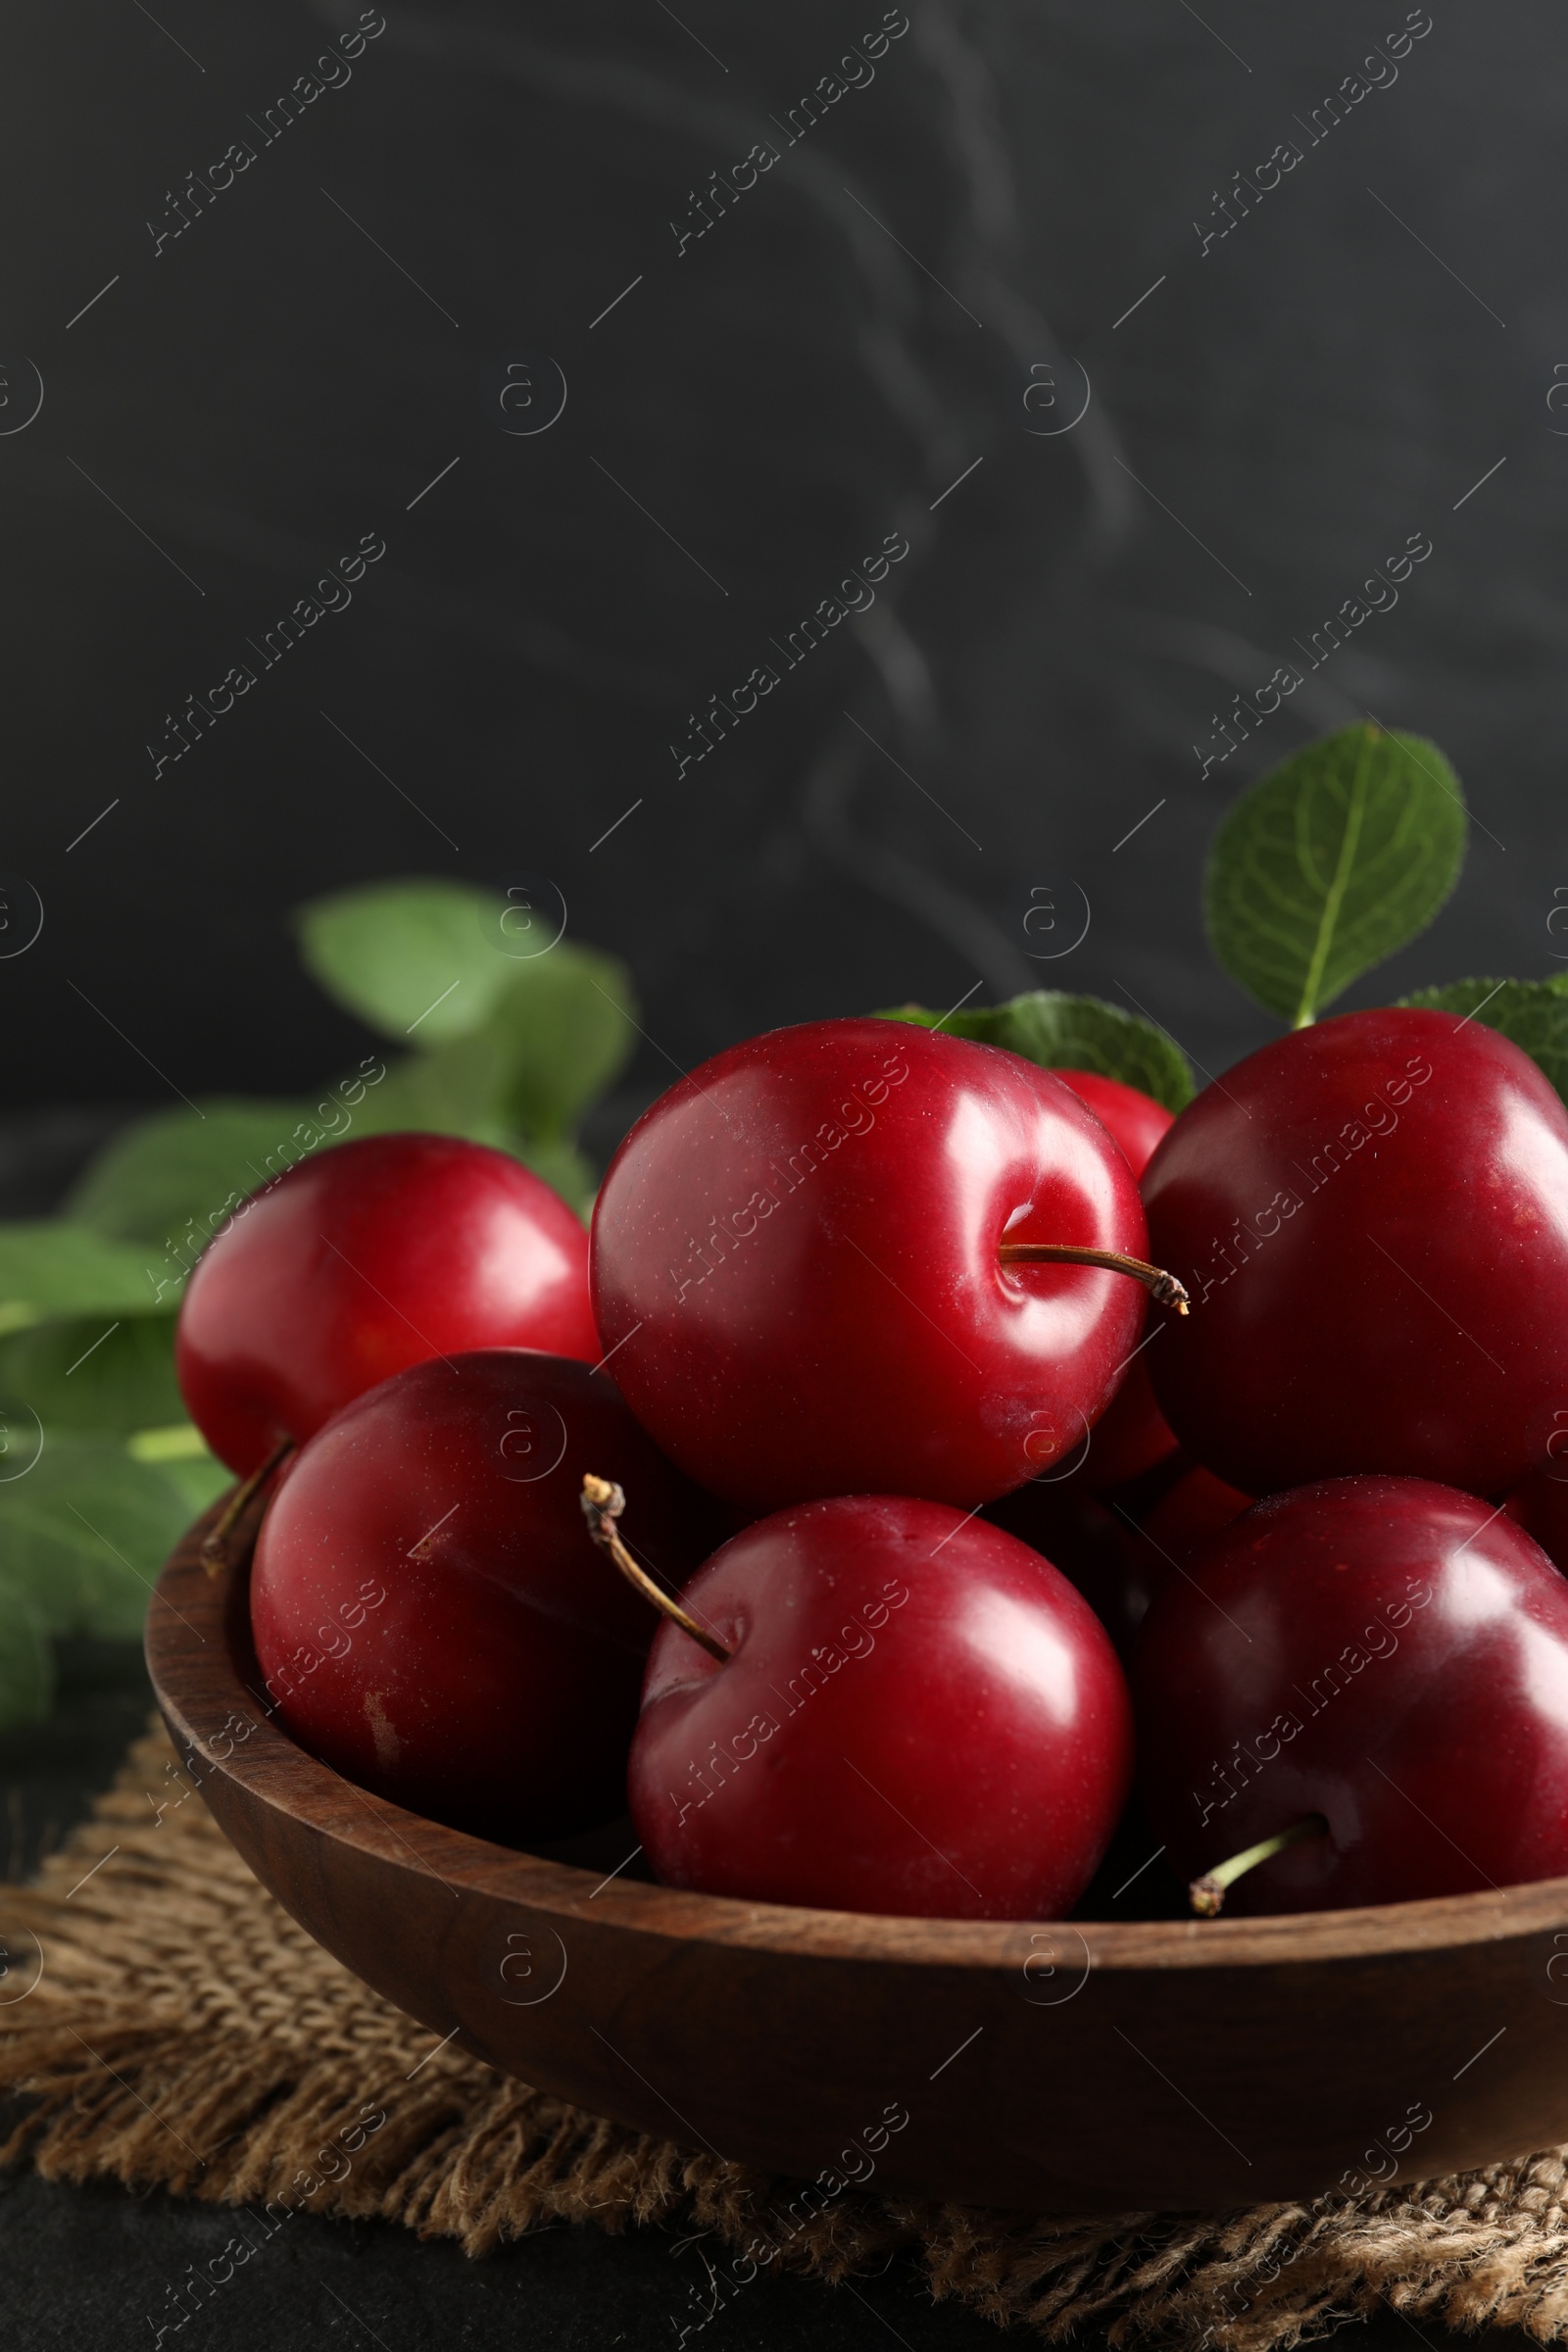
[1139,1460,1252,1563]
[591,1018,1152,1512]
[1052,1069,1174,1177]
[983,1479,1162,1663]
[1076,1351,1177,1493]
[1051,1070,1178,1492]
[178,1133,600,1475]
[251,1350,721,1841]
[1142,1008,1568,1498]
[986,1457,1250,1663]
[1134,1475,1568,1913]
[629,1494,1134,1919]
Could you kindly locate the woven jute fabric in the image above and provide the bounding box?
[3,1726,1568,2349]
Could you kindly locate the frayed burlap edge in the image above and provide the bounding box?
[2,1724,1568,2348]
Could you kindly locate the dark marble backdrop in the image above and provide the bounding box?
[3,0,1560,1129]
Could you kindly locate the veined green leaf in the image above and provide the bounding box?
[348,944,635,1193]
[124,1420,229,1516]
[480,945,638,1144]
[877,991,1195,1113]
[0,1437,192,1641]
[1396,975,1568,1106]
[512,1138,596,1220]
[66,1101,318,1250]
[349,1028,515,1147]
[295,878,517,1045]
[0,1311,181,1434]
[124,1422,212,1463]
[0,1224,160,1335]
[140,1446,229,1519]
[1204,724,1467,1026]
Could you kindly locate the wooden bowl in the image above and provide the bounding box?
[147,1508,1568,2213]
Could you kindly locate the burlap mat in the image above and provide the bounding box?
[2,1725,1568,2347]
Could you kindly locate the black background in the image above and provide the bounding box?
[3,0,1566,2341]
[5,0,1562,1126]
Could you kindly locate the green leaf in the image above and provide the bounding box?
[1396,976,1568,1105]
[295,878,518,1045]
[877,991,1196,1113]
[0,1224,161,1335]
[65,1100,318,1250]
[124,1422,214,1464]
[1204,723,1467,1026]
[0,1437,192,1641]
[0,1590,52,1731]
[479,946,639,1144]
[351,942,636,1160]
[350,1030,515,1147]
[65,893,631,1290]
[512,1138,597,1221]
[0,1311,181,1434]
[152,1456,229,1518]
[123,1423,230,1515]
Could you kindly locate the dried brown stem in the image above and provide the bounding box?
[999,1243,1190,1313]
[580,1475,731,1662]
[201,1437,294,1580]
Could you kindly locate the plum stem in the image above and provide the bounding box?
[1189,1814,1329,1916]
[200,1435,293,1579]
[998,1242,1191,1314]
[580,1474,731,1662]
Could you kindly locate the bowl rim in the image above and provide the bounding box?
[147,1509,1568,1978]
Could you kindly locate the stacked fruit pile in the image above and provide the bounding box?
[172,725,1568,1922]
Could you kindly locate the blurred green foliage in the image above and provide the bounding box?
[0,880,639,1727]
